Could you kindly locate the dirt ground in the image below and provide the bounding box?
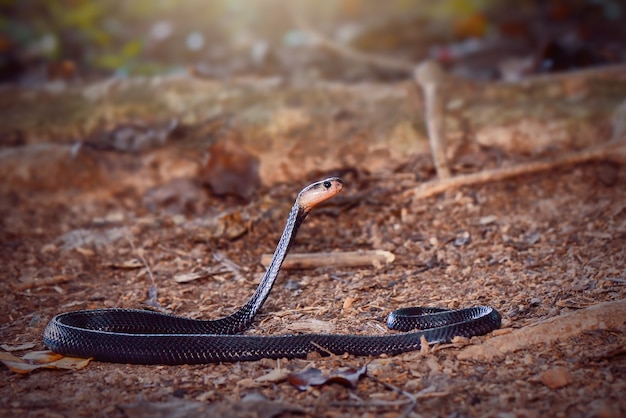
[1,157,625,417]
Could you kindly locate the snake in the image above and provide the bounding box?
[44,177,501,365]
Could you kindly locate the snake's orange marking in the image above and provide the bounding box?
[298,177,343,212]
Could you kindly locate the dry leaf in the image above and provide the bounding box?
[255,369,290,383]
[22,350,64,363]
[174,271,208,283]
[0,350,91,374]
[0,343,36,352]
[288,365,367,391]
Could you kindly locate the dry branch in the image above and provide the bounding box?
[458,299,626,361]
[414,61,450,179]
[260,250,395,270]
[404,140,626,201]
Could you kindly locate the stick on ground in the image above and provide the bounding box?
[414,61,451,179]
[403,140,626,201]
[458,298,626,361]
[260,250,395,270]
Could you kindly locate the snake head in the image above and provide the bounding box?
[298,177,343,212]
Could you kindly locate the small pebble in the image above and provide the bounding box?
[454,231,472,247]
[540,366,571,389]
[284,279,301,290]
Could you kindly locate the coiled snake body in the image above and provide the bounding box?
[44,178,500,364]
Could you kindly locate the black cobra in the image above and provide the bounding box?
[44,178,501,365]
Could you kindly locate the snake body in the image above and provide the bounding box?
[44,178,501,365]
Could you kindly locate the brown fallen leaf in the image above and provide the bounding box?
[173,271,210,283]
[288,365,367,391]
[0,350,91,374]
[255,368,290,383]
[0,342,36,352]
[22,350,64,363]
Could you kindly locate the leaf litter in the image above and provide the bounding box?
[0,152,624,417]
[288,365,367,391]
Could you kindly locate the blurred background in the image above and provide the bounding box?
[1,0,625,84]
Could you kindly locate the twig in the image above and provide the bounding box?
[588,344,626,360]
[124,235,167,312]
[125,235,155,288]
[309,341,336,358]
[260,250,395,270]
[415,61,451,179]
[173,268,230,283]
[403,140,626,201]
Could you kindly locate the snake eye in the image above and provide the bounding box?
[323,180,331,189]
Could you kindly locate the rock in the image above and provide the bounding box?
[540,366,571,389]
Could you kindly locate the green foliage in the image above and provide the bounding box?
[4,0,618,76]
[0,0,167,72]
[94,40,142,70]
